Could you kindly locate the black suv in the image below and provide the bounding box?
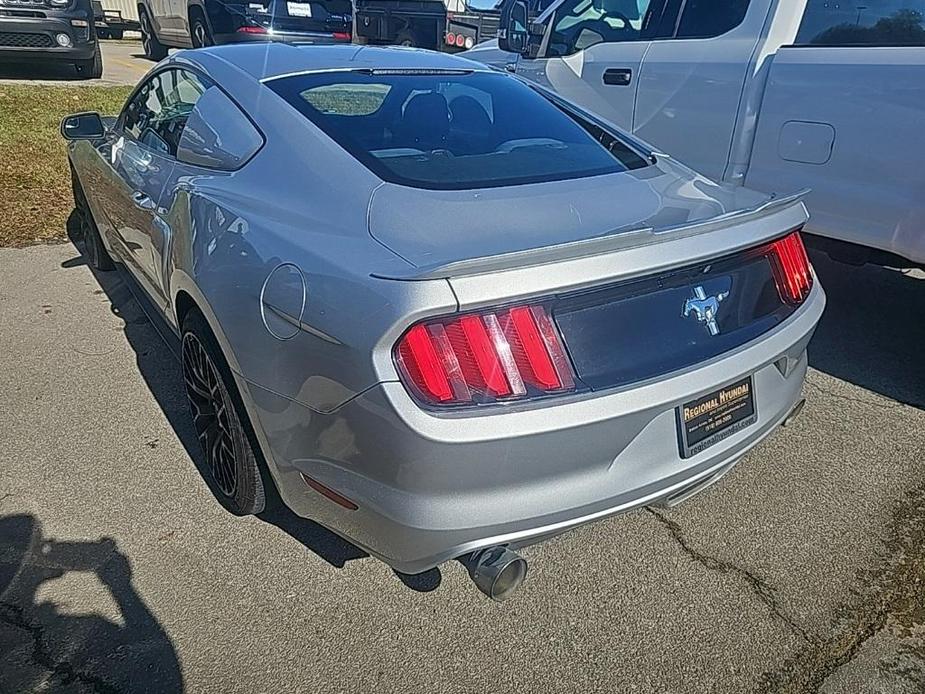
[138,0,351,59]
[0,0,102,77]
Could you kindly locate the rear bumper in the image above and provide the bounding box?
[0,16,96,61]
[244,282,825,574]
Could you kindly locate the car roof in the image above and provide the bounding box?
[186,43,493,83]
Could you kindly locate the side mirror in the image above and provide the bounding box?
[61,112,105,140]
[499,0,530,54]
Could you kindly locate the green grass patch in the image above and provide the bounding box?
[0,85,131,247]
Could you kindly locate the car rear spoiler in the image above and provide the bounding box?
[371,189,810,281]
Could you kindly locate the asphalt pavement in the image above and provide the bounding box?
[0,239,923,693]
[0,39,152,86]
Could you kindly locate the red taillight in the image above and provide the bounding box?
[769,231,813,305]
[445,32,456,45]
[455,33,466,47]
[332,31,351,40]
[395,305,576,406]
[236,24,268,33]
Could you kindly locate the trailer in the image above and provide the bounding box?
[443,0,550,52]
[92,0,139,39]
[353,0,446,50]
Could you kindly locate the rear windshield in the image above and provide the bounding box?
[267,70,648,190]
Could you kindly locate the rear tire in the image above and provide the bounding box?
[181,309,266,516]
[70,163,114,271]
[190,12,213,48]
[140,10,168,60]
[395,28,420,47]
[75,42,103,79]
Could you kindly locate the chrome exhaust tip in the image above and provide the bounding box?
[782,397,807,427]
[466,546,528,601]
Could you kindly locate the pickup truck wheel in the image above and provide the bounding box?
[181,309,266,516]
[75,43,103,79]
[110,28,124,40]
[140,11,168,60]
[190,14,213,48]
[70,164,114,271]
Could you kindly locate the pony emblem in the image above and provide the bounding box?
[683,286,729,336]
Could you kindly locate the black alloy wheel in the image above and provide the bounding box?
[191,15,213,48]
[181,310,265,515]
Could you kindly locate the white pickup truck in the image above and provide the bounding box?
[466,0,925,267]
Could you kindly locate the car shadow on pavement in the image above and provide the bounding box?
[807,252,925,409]
[0,513,183,693]
[63,213,441,593]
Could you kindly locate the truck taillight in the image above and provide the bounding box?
[769,231,813,305]
[395,305,576,406]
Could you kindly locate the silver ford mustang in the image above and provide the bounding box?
[63,43,825,600]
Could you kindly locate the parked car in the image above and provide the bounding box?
[137,0,351,59]
[0,0,102,77]
[62,44,824,600]
[470,0,925,268]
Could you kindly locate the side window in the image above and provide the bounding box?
[120,69,210,157]
[796,1,925,46]
[675,0,749,39]
[547,0,657,57]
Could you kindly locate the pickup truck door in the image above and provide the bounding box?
[515,0,671,131]
[745,42,925,265]
[146,0,183,38]
[632,0,768,181]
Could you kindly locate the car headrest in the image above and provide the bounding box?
[401,92,450,141]
[449,96,491,133]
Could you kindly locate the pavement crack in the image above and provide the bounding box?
[0,601,121,694]
[646,507,813,644]
[758,482,925,693]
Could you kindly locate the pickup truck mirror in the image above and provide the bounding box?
[60,112,105,140]
[499,0,531,54]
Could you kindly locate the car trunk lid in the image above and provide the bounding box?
[367,165,770,273]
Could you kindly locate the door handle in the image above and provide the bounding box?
[603,68,632,86]
[131,191,156,211]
